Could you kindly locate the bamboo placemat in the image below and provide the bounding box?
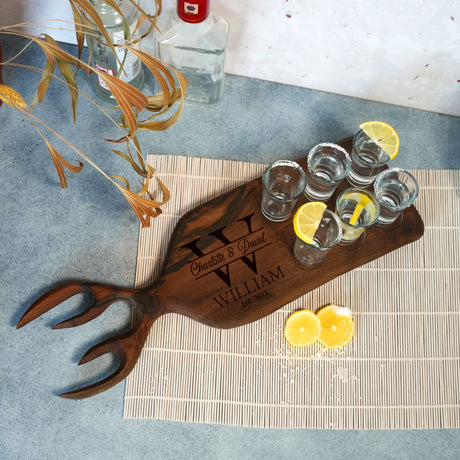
[123,156,460,429]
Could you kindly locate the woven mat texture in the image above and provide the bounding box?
[123,155,459,429]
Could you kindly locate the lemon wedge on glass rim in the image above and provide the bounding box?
[293,202,327,244]
[359,121,400,159]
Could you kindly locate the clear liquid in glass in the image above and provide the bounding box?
[154,9,229,106]
[336,191,379,242]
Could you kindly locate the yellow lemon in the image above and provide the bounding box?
[317,304,355,349]
[348,193,371,226]
[359,120,399,159]
[284,309,321,347]
[293,202,327,244]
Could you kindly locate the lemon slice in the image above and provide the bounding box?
[349,193,371,226]
[359,121,400,159]
[284,310,321,347]
[293,202,327,244]
[317,305,355,349]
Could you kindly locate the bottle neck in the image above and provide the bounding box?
[177,0,210,23]
[89,0,120,8]
[88,0,138,27]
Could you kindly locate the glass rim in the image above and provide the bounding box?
[262,160,307,200]
[335,187,380,229]
[298,209,343,250]
[374,168,420,211]
[307,142,351,183]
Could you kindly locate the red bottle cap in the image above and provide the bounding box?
[177,0,210,23]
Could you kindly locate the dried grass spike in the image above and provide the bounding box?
[0,84,27,109]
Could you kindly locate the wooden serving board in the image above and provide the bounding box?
[18,136,424,398]
[151,137,424,328]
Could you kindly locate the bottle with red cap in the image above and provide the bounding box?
[154,0,230,106]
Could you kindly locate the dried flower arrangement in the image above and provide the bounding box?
[0,0,186,227]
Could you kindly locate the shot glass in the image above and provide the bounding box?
[293,209,342,268]
[335,188,380,245]
[347,129,391,187]
[261,160,307,222]
[304,143,351,201]
[373,168,419,225]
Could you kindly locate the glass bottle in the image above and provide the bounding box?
[154,0,230,107]
[86,0,144,101]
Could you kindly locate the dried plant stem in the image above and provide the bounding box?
[3,61,151,170]
[0,0,182,225]
[0,19,84,34]
[21,108,116,182]
[19,106,167,224]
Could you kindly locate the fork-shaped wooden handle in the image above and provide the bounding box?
[17,282,165,399]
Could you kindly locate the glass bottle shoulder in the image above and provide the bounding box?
[88,0,139,30]
[155,9,229,50]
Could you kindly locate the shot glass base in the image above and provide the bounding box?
[375,213,404,228]
[261,207,290,222]
[293,256,325,269]
[292,246,326,269]
[304,189,334,202]
[339,232,366,249]
[346,173,374,188]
